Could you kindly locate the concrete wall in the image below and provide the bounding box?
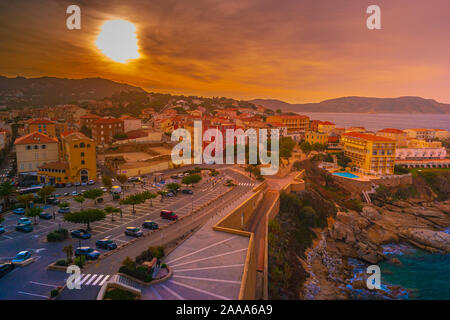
[213,183,267,300]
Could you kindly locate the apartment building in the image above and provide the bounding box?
[341,132,396,175]
[266,115,309,133]
[91,117,124,145]
[14,132,59,173]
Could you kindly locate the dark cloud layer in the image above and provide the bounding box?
[0,0,449,103]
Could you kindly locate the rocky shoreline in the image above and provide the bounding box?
[301,199,450,299]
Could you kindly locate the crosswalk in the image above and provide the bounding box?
[237,183,255,187]
[77,274,111,286]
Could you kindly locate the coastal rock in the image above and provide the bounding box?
[406,229,450,253]
[361,206,382,220]
[366,226,398,245]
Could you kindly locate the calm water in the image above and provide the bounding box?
[379,244,450,300]
[297,113,450,132]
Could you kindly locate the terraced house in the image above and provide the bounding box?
[341,132,396,175]
[38,131,96,184]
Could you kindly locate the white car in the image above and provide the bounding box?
[72,191,78,196]
[88,180,95,185]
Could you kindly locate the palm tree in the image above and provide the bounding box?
[63,245,73,264]
[0,181,16,210]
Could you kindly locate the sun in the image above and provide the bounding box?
[95,20,140,63]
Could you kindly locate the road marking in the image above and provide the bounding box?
[170,280,231,300]
[174,264,245,272]
[85,274,98,285]
[168,236,236,264]
[92,275,104,285]
[17,291,47,299]
[99,275,110,286]
[160,283,185,300]
[29,281,58,288]
[150,285,163,300]
[79,274,91,284]
[172,275,241,284]
[171,248,248,268]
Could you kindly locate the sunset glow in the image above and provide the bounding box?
[95,20,140,63]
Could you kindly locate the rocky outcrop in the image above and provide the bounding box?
[301,199,450,299]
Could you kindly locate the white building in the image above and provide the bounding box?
[396,147,446,160]
[120,115,142,133]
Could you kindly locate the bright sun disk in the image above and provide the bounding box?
[95,19,140,63]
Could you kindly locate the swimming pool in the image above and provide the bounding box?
[332,172,360,179]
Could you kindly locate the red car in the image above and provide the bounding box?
[160,210,178,221]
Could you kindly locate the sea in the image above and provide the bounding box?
[296,112,450,132]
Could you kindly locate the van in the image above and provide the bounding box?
[160,210,178,221]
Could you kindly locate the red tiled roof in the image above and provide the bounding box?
[14,132,58,145]
[120,115,139,120]
[343,132,395,142]
[27,118,55,124]
[328,136,339,142]
[276,115,309,119]
[61,130,76,137]
[320,121,335,125]
[94,118,123,124]
[80,113,101,119]
[378,128,405,134]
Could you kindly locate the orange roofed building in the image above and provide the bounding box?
[91,117,124,146]
[14,132,59,173]
[377,128,408,147]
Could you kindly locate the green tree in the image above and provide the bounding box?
[102,176,113,190]
[104,206,121,221]
[17,193,34,209]
[82,189,104,205]
[141,191,157,207]
[58,202,70,208]
[157,190,167,202]
[166,183,180,195]
[25,207,43,225]
[37,185,56,204]
[0,181,16,210]
[64,209,106,231]
[79,125,92,138]
[116,174,128,198]
[63,245,73,264]
[120,193,145,213]
[182,174,202,187]
[299,141,312,154]
[74,195,85,210]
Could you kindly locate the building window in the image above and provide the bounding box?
[81,152,85,157]
[26,145,31,150]
[87,144,91,148]
[41,145,46,149]
[80,142,85,148]
[34,145,38,149]
[81,160,85,165]
[74,144,78,148]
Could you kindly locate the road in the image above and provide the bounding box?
[0,167,254,300]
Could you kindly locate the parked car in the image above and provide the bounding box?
[55,183,65,188]
[142,220,159,230]
[0,263,14,278]
[63,192,69,196]
[58,207,70,214]
[71,191,78,196]
[101,187,108,192]
[18,217,32,225]
[71,229,91,239]
[160,210,178,220]
[81,182,87,186]
[47,197,60,205]
[75,247,100,260]
[16,224,33,233]
[124,227,143,237]
[88,180,95,185]
[95,239,117,250]
[0,224,5,234]
[65,183,72,188]
[39,212,52,220]
[12,251,32,263]
[13,208,25,215]
[166,192,174,197]
[53,194,61,198]
[170,175,179,179]
[182,189,193,194]
[75,182,81,186]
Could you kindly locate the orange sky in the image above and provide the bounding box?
[1,0,450,103]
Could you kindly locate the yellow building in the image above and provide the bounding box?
[376,128,408,147]
[266,115,309,133]
[341,132,396,175]
[305,131,328,145]
[14,132,59,173]
[317,121,335,134]
[38,131,97,184]
[406,138,442,148]
[27,119,57,137]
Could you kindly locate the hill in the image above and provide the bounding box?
[250,96,450,114]
[0,75,145,107]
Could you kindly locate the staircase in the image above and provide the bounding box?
[116,274,142,291]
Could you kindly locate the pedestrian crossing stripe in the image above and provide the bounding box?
[78,274,110,286]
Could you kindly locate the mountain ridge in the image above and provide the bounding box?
[250,96,450,114]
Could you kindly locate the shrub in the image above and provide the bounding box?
[344,199,363,212]
[74,255,85,268]
[55,259,67,266]
[46,228,68,242]
[104,288,137,300]
[50,289,59,298]
[161,263,167,269]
